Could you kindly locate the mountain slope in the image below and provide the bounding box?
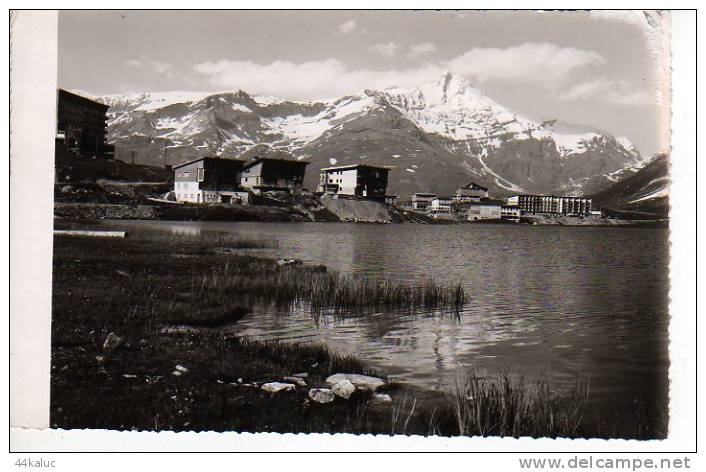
[591,153,670,217]
[91,73,645,198]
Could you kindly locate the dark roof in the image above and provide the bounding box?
[412,192,438,197]
[58,89,110,110]
[482,198,506,206]
[172,156,244,169]
[242,157,310,170]
[320,164,391,172]
[461,182,489,191]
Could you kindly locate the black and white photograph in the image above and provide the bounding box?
[7,7,698,457]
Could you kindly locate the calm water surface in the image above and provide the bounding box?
[98,220,670,426]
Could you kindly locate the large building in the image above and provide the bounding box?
[317,164,389,199]
[240,157,309,193]
[173,157,247,204]
[500,206,522,221]
[506,194,592,216]
[467,203,502,221]
[455,182,489,204]
[411,192,438,211]
[56,89,111,158]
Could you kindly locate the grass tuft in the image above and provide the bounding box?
[186,261,466,316]
[448,373,589,438]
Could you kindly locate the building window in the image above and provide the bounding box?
[197,168,205,182]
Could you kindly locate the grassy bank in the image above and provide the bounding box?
[51,230,457,433]
[51,229,661,437]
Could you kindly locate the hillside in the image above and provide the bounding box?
[54,148,172,204]
[591,153,669,218]
[87,73,645,199]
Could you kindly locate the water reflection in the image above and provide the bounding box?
[170,225,202,237]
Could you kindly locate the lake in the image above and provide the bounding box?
[97,220,670,432]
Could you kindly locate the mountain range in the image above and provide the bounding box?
[89,73,650,199]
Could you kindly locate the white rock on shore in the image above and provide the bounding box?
[308,388,335,404]
[261,382,296,393]
[103,332,124,351]
[370,393,392,403]
[331,379,356,399]
[172,365,190,377]
[326,373,386,391]
[283,376,307,386]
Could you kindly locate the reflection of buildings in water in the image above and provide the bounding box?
[168,224,202,237]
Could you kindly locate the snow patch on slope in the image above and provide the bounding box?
[477,154,524,192]
[549,132,601,154]
[97,91,214,112]
[629,187,669,203]
[262,93,376,144]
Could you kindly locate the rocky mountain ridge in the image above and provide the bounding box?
[88,73,647,198]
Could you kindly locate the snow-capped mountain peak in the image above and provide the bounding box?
[90,74,643,198]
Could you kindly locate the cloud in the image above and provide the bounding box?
[407,42,438,59]
[125,55,174,79]
[556,78,654,106]
[368,42,399,57]
[193,42,620,101]
[446,42,605,87]
[338,19,357,34]
[193,58,441,99]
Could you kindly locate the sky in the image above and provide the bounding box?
[58,10,671,155]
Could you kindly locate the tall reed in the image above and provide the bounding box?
[449,373,589,438]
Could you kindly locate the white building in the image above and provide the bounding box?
[411,193,438,211]
[317,164,390,199]
[506,194,592,215]
[173,157,248,204]
[467,203,502,221]
[500,205,521,221]
[430,196,454,214]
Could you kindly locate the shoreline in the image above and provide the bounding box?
[54,201,668,227]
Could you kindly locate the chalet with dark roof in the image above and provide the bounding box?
[173,156,246,204]
[240,157,309,193]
